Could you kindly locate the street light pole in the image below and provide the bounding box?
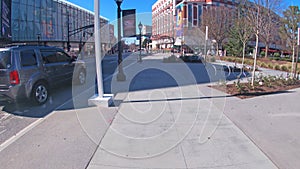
[88,0,113,107]
[94,0,104,98]
[115,0,126,81]
[67,11,71,52]
[204,26,208,62]
[138,21,143,62]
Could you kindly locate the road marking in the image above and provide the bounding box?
[0,97,75,152]
[0,112,11,121]
[0,59,137,152]
[0,129,6,135]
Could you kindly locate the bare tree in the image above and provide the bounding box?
[280,6,300,77]
[259,0,283,58]
[235,1,254,70]
[246,0,266,86]
[201,5,234,56]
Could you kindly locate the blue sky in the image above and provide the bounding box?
[67,0,157,23]
[66,0,300,44]
[67,0,300,23]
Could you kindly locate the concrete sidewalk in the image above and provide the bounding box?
[2,53,298,169]
[224,87,300,169]
[87,54,278,169]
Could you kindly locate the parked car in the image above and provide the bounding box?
[0,45,86,105]
[179,54,204,63]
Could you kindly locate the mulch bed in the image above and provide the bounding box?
[210,81,300,99]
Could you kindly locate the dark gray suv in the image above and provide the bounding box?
[0,45,86,105]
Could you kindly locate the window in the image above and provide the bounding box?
[27,5,34,21]
[20,0,27,4]
[0,51,11,69]
[41,50,71,64]
[20,50,37,67]
[41,50,57,64]
[56,51,71,62]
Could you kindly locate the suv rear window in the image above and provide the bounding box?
[20,50,37,67]
[0,51,11,69]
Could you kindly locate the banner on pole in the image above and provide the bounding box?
[122,9,136,37]
[175,3,184,37]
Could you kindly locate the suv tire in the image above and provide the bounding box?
[32,81,49,105]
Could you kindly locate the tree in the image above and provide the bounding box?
[201,6,234,56]
[224,26,244,57]
[259,0,283,58]
[280,6,300,77]
[234,2,254,70]
[246,0,265,86]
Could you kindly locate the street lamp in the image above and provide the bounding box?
[115,0,126,81]
[138,21,143,62]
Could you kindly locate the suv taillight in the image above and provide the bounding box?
[10,70,20,85]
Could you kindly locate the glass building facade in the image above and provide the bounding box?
[1,0,111,53]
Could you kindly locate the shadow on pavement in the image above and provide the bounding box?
[121,95,234,104]
[103,61,250,94]
[232,90,295,98]
[1,85,76,118]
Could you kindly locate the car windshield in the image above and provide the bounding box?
[0,51,11,69]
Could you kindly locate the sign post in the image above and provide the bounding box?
[295,28,300,78]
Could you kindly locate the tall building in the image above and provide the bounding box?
[152,0,282,54]
[152,0,238,50]
[141,25,152,36]
[0,0,113,55]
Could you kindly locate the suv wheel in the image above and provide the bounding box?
[32,82,49,105]
[77,69,86,85]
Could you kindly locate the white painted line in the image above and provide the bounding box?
[0,59,137,152]
[0,87,80,152]
[0,117,43,152]
[0,129,6,135]
[0,112,11,121]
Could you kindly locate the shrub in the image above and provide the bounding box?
[234,79,247,94]
[281,65,288,71]
[274,53,280,57]
[268,64,273,69]
[257,61,262,67]
[210,57,216,62]
[244,59,250,65]
[227,57,233,62]
[235,58,242,63]
[260,62,267,68]
[260,51,265,57]
[285,78,297,85]
[288,65,292,70]
[274,64,281,70]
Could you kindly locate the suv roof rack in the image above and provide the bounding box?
[4,43,28,48]
[3,43,51,48]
